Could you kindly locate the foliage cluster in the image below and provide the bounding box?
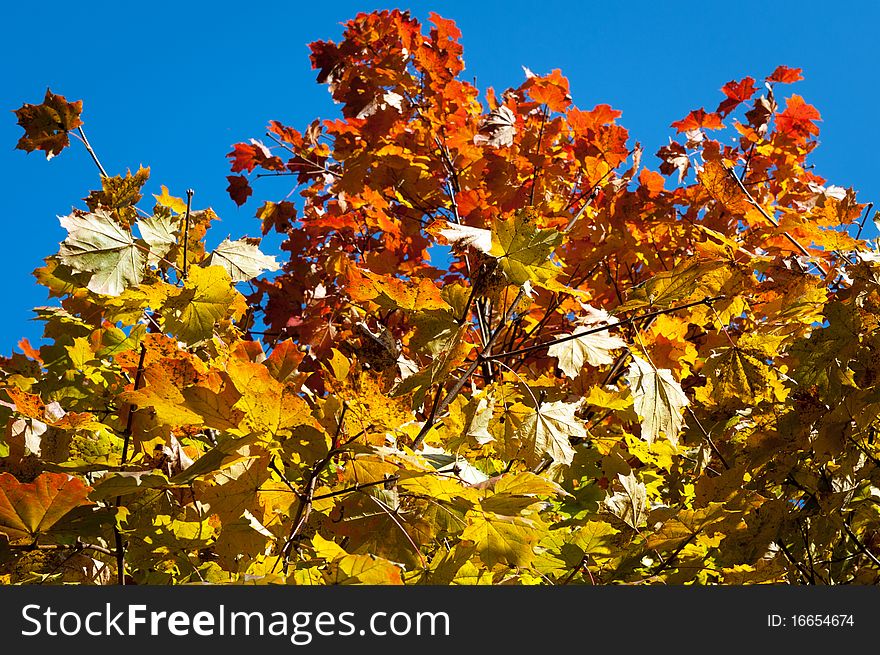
[2,10,880,585]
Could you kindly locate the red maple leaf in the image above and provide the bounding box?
[568,104,622,135]
[776,95,821,139]
[767,65,803,84]
[526,69,572,112]
[670,108,724,133]
[717,76,757,116]
[226,175,253,207]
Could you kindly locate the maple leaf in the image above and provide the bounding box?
[717,76,757,116]
[12,10,880,587]
[153,185,188,214]
[670,108,724,133]
[204,237,280,282]
[511,400,583,467]
[227,139,284,173]
[137,213,179,266]
[57,209,146,296]
[164,265,245,343]
[568,104,622,134]
[435,222,493,254]
[0,472,93,541]
[474,105,517,148]
[346,264,449,312]
[776,95,821,140]
[656,139,690,183]
[547,304,626,378]
[256,200,297,235]
[525,69,572,112]
[461,509,541,567]
[85,166,151,227]
[766,65,804,84]
[625,355,689,446]
[13,89,83,159]
[226,175,253,206]
[489,212,564,286]
[604,472,647,529]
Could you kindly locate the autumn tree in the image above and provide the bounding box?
[2,9,880,585]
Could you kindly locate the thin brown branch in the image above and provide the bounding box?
[485,295,724,361]
[855,202,875,240]
[114,342,147,586]
[75,126,109,178]
[686,407,730,470]
[723,164,828,276]
[182,189,193,280]
[311,476,400,502]
[528,105,549,207]
[653,532,698,576]
[413,286,527,449]
[10,541,116,557]
[841,517,880,568]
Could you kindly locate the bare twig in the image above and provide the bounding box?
[182,189,194,280]
[413,287,528,449]
[686,407,730,471]
[841,517,880,568]
[120,344,147,465]
[10,541,116,557]
[312,476,400,502]
[653,532,698,576]
[115,342,147,586]
[75,126,109,178]
[528,105,549,207]
[855,202,875,240]
[484,295,724,361]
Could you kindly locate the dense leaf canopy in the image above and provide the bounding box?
[2,10,880,585]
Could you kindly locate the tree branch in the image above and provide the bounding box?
[485,295,724,361]
[182,189,193,280]
[413,286,527,449]
[75,126,109,178]
[114,342,147,585]
[723,164,828,276]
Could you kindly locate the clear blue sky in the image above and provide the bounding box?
[1,0,877,353]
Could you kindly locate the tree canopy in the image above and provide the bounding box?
[2,9,880,585]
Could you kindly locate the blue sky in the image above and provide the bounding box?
[1,0,877,353]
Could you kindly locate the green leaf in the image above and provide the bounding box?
[204,237,280,282]
[57,209,146,296]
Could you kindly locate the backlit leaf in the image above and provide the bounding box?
[13,89,83,158]
[205,237,280,282]
[57,209,146,296]
[625,354,689,446]
[0,472,92,541]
